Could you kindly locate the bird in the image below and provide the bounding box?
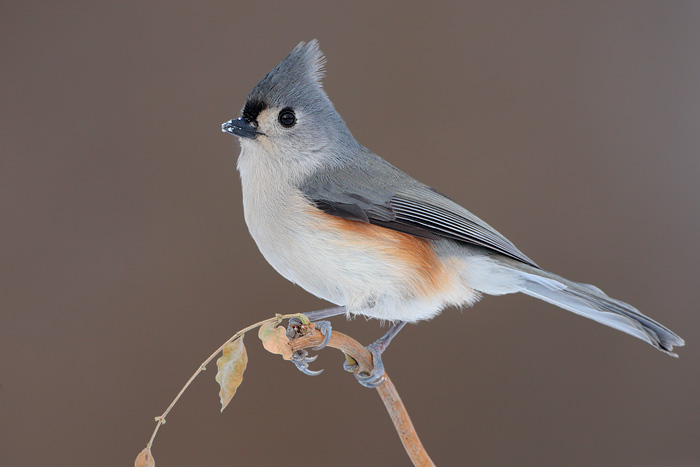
[222,40,684,387]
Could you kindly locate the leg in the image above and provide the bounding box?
[304,306,346,321]
[287,306,346,376]
[371,320,407,354]
[345,321,407,388]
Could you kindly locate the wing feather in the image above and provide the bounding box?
[300,155,538,268]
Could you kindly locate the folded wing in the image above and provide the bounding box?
[300,155,538,268]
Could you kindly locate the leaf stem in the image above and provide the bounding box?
[144,313,306,451]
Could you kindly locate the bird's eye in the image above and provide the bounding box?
[278,108,296,128]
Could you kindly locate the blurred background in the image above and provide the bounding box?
[2,2,699,466]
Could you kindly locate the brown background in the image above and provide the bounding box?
[2,2,699,466]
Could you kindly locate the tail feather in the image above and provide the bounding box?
[512,267,685,356]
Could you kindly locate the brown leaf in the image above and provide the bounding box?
[258,321,293,360]
[135,448,155,467]
[215,336,248,412]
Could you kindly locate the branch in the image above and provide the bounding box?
[135,315,437,467]
[290,323,436,467]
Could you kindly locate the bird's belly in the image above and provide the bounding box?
[244,196,476,321]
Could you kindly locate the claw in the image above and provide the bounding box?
[286,318,332,377]
[297,364,324,377]
[291,349,324,376]
[352,344,387,388]
[342,345,387,388]
[312,320,332,351]
[300,353,318,363]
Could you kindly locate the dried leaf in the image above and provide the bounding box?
[215,336,248,412]
[258,321,293,360]
[135,448,155,467]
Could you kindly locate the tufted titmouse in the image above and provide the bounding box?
[222,40,683,386]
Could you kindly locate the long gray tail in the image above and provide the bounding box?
[504,263,684,356]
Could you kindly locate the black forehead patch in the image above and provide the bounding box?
[242,99,267,122]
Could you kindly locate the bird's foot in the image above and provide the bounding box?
[343,321,406,388]
[287,318,332,376]
[343,342,387,388]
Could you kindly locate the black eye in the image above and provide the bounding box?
[278,108,296,128]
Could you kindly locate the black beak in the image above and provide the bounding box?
[221,118,262,139]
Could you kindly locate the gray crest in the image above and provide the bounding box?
[247,40,327,110]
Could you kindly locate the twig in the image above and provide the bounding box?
[290,324,436,467]
[145,314,304,450]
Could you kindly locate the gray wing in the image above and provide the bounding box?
[300,154,539,268]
